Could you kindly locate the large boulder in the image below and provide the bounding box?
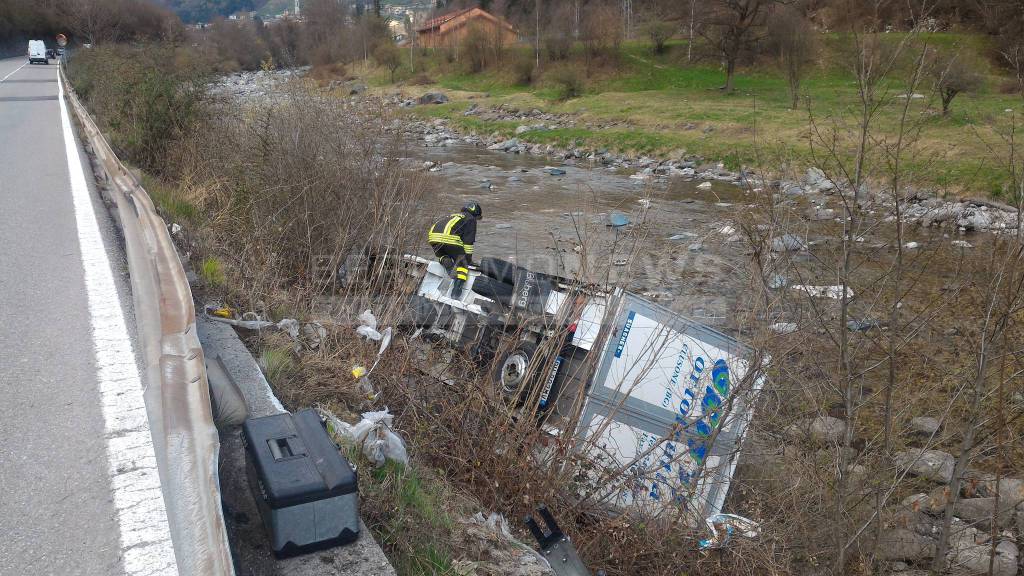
[876,528,937,561]
[953,497,1018,530]
[805,167,836,193]
[418,92,449,105]
[962,477,1024,508]
[803,416,848,445]
[895,449,955,483]
[947,538,1018,576]
[910,416,941,436]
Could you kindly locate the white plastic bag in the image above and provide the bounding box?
[322,407,408,467]
[356,309,384,341]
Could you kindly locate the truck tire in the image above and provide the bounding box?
[479,257,519,286]
[492,341,537,400]
[471,276,514,303]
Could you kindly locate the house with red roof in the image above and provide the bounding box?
[415,7,517,49]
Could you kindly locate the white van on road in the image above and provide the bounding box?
[28,40,48,65]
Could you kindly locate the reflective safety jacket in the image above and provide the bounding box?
[428,212,477,256]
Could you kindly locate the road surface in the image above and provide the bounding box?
[0,56,178,575]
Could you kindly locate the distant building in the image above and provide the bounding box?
[415,7,517,49]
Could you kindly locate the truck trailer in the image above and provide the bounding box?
[402,255,765,523]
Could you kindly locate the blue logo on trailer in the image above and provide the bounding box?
[614,311,636,358]
[649,358,732,501]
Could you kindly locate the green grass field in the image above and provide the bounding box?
[357,34,1022,199]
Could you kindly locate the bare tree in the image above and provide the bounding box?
[701,0,776,91]
[374,41,401,81]
[63,0,124,44]
[767,5,816,109]
[929,49,983,116]
[642,19,676,55]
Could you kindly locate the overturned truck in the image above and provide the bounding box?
[403,255,765,523]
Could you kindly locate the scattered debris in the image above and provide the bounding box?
[771,234,805,252]
[792,285,854,299]
[767,274,788,289]
[668,233,695,240]
[847,319,881,332]
[699,514,760,550]
[607,213,630,227]
[321,407,409,467]
[770,322,798,334]
[356,309,384,341]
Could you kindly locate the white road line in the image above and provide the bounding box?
[1,63,26,83]
[57,74,180,576]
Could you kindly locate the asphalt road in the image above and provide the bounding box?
[0,56,176,575]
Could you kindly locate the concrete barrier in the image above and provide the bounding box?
[60,65,234,576]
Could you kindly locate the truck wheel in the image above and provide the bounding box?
[471,276,514,303]
[479,257,519,285]
[492,341,537,400]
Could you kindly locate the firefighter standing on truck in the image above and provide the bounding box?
[428,202,482,299]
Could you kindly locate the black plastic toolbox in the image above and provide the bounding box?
[242,408,359,558]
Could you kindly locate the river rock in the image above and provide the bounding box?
[805,167,836,193]
[876,528,937,561]
[925,485,954,514]
[806,205,836,221]
[895,449,955,483]
[947,538,1018,576]
[954,497,1018,530]
[910,416,941,436]
[418,92,449,105]
[488,138,520,152]
[788,416,847,445]
[963,477,1024,508]
[891,507,940,535]
[956,207,993,231]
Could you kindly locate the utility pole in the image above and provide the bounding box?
[573,0,580,39]
[622,0,633,40]
[535,0,540,69]
[688,0,695,62]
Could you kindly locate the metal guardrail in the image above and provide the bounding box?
[60,65,235,576]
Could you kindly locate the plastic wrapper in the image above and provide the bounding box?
[321,407,408,467]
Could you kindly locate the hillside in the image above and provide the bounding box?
[159,0,261,22]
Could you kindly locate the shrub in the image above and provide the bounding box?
[259,345,295,385]
[67,44,209,176]
[200,257,225,287]
[550,66,584,100]
[643,21,676,55]
[544,32,572,61]
[510,54,536,86]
